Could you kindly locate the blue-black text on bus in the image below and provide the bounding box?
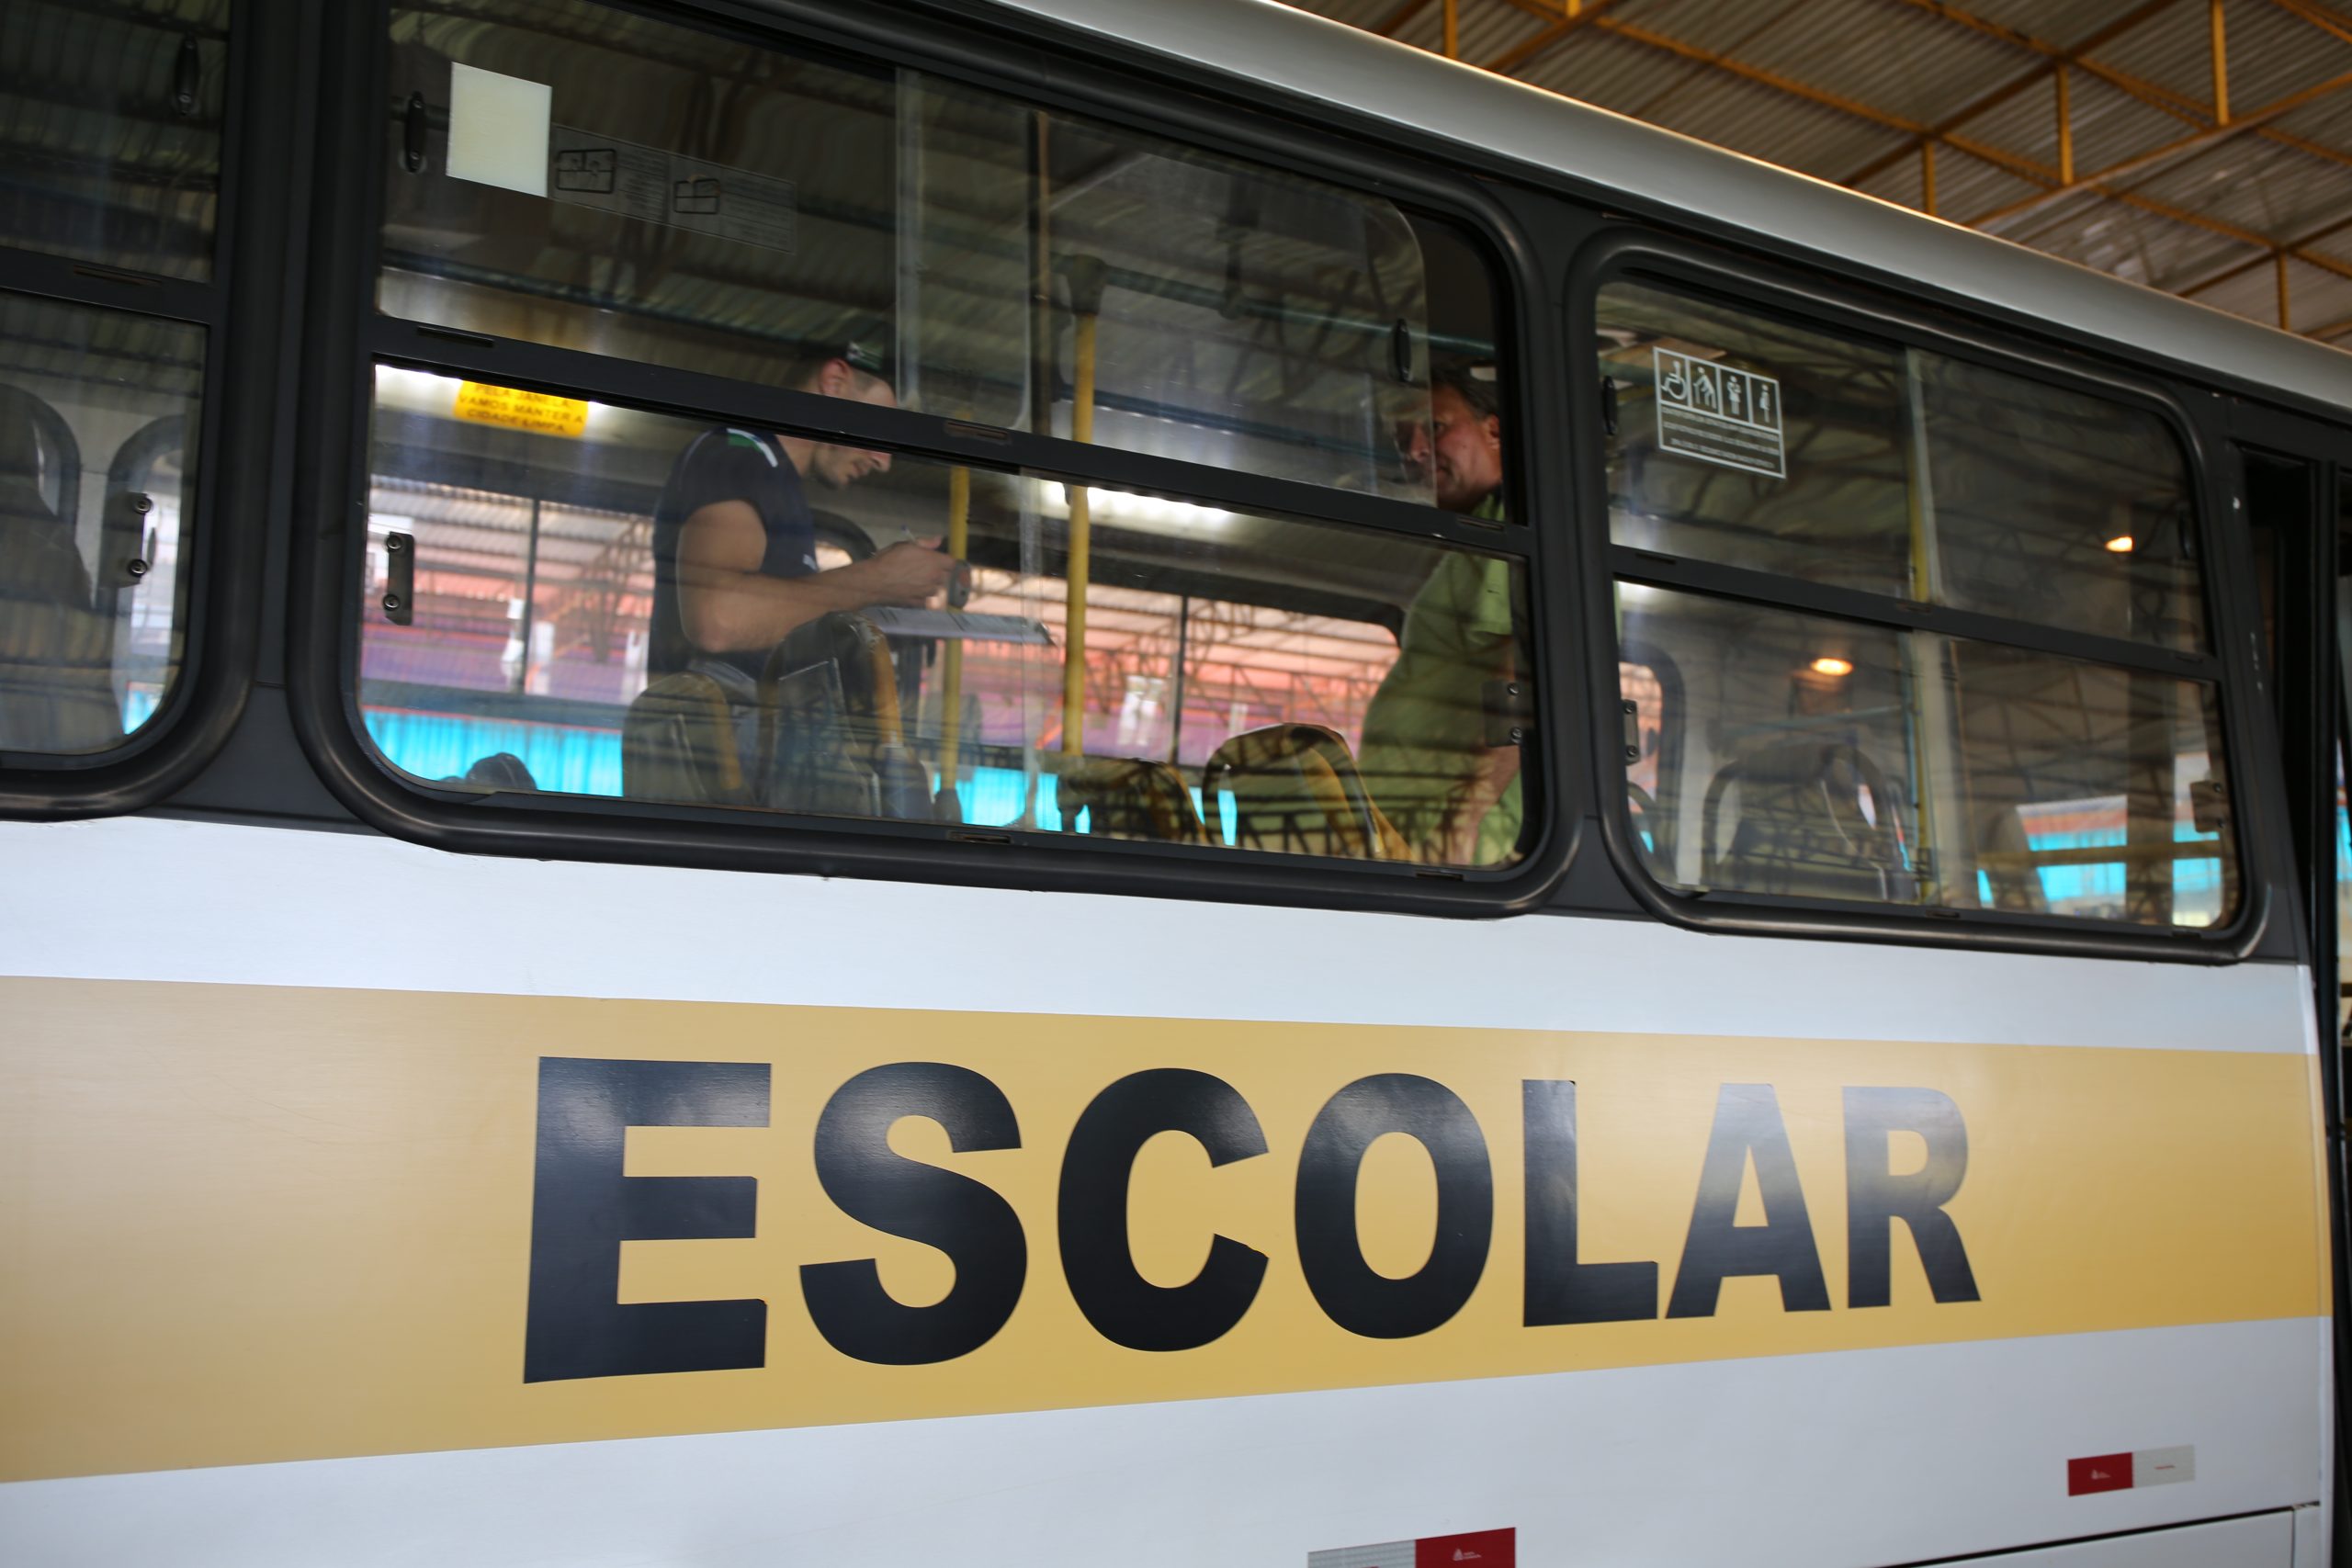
[521,1057,1980,1382]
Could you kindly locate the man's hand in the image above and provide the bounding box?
[848,537,966,607]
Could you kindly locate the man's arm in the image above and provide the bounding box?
[673,500,962,658]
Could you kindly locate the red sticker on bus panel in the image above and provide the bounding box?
[1308,1528,1514,1567]
[1415,1529,1514,1566]
[2067,1453,2134,1495]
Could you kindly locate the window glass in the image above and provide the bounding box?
[1617,586,2234,929]
[379,0,1452,503]
[2336,474,2352,1026]
[359,368,1532,867]
[0,0,232,280]
[1601,282,2209,649]
[1602,286,1911,594]
[0,290,202,755]
[1917,356,2205,650]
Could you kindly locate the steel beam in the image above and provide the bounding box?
[1967,69,2352,231]
[1480,0,1626,74]
[2212,0,2232,125]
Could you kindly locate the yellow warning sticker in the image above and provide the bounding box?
[453,381,589,438]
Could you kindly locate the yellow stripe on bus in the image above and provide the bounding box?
[0,976,2324,1482]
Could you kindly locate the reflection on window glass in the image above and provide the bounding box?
[1620,659,1669,869]
[1618,586,2234,928]
[0,290,202,755]
[358,367,1532,867]
[1600,282,2208,649]
[1917,356,2204,650]
[0,0,232,279]
[2337,475,2352,1027]
[379,0,1476,503]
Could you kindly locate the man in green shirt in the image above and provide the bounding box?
[1357,364,1524,865]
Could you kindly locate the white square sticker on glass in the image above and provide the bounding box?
[1653,346,1785,479]
[447,63,551,197]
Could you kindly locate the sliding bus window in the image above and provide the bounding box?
[359,371,1533,869]
[1598,278,2236,931]
[1601,283,2207,648]
[379,0,1479,507]
[2,1,232,280]
[0,4,234,768]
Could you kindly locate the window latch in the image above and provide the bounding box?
[402,93,430,174]
[172,35,201,118]
[382,532,415,626]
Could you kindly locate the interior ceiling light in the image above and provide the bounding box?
[2104,535,2136,553]
[1809,656,1854,677]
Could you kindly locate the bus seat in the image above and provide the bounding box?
[622,668,753,807]
[1974,805,2049,914]
[760,612,929,819]
[1058,757,1208,842]
[1701,740,1905,902]
[0,388,119,754]
[1203,723,1406,860]
[442,751,540,793]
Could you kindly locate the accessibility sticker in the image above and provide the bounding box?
[1654,347,1784,478]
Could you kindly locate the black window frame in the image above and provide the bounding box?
[0,0,303,816]
[283,0,1586,918]
[1569,230,2277,961]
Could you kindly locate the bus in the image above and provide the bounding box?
[4,0,2350,1562]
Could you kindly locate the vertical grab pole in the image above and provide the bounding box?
[1060,255,1107,761]
[1901,349,1973,908]
[936,463,971,814]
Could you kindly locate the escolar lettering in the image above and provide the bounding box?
[522,1057,1977,1382]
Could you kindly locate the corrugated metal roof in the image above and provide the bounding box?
[1284,0,2352,346]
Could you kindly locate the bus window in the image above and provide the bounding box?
[1599,279,2236,931]
[1600,281,2210,648]
[1618,589,2234,925]
[1917,356,2205,651]
[0,293,205,756]
[379,0,1436,502]
[359,372,1532,868]
[2,0,232,281]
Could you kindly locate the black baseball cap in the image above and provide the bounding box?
[835,315,896,386]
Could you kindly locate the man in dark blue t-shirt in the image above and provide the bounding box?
[649,333,959,681]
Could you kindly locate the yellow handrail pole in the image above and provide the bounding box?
[1060,255,1108,761]
[936,462,971,805]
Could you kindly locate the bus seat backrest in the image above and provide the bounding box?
[0,387,118,753]
[761,612,924,818]
[1202,723,1405,860]
[1058,757,1208,843]
[448,751,539,792]
[1702,739,1902,902]
[1975,804,2049,914]
[622,669,751,807]
[763,659,879,817]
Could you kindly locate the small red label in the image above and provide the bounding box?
[2068,1453,2134,1495]
[1416,1529,1515,1567]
